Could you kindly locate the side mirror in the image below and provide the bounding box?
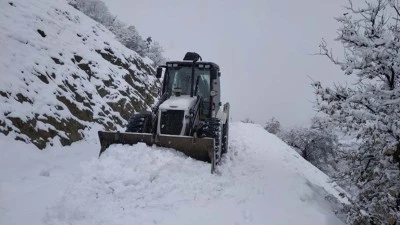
[210,67,218,80]
[156,67,163,78]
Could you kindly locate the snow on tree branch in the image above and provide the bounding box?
[314,0,400,224]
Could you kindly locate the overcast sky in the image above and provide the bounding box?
[103,0,350,127]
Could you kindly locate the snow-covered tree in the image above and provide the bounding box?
[314,0,400,223]
[71,0,114,27]
[241,118,255,124]
[114,25,147,57]
[279,122,338,174]
[147,41,167,67]
[69,0,166,66]
[264,117,281,134]
[107,19,125,37]
[146,37,152,52]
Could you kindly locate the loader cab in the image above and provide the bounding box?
[157,61,221,118]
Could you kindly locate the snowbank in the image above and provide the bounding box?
[0,122,347,225]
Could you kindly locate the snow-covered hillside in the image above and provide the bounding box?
[0,0,158,149]
[1,123,348,225]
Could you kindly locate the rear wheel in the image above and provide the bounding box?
[221,103,230,155]
[126,112,152,133]
[200,118,222,168]
[221,120,229,155]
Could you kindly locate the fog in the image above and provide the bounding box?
[103,0,350,127]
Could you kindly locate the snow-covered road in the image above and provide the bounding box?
[1,123,347,225]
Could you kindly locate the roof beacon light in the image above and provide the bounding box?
[183,52,202,62]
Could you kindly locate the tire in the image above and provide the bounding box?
[221,120,229,155]
[126,112,152,133]
[201,118,223,163]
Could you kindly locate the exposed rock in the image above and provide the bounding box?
[0,0,160,149]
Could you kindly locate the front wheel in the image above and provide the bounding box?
[126,112,152,133]
[200,118,222,165]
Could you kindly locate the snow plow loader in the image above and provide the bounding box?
[98,52,230,173]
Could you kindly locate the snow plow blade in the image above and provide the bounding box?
[98,131,214,163]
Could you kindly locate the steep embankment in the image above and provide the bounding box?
[1,123,349,225]
[0,0,158,149]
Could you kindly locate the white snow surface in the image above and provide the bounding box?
[1,122,348,225]
[0,0,158,146]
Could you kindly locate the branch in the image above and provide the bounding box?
[345,0,368,19]
[313,39,342,65]
[391,0,400,17]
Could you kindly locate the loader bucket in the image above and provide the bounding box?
[98,131,215,163]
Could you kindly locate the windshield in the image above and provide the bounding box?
[165,66,210,99]
[163,66,212,116]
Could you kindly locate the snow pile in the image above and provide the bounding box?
[31,122,347,225]
[0,0,159,149]
[0,133,98,225]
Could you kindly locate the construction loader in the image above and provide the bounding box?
[98,52,230,173]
